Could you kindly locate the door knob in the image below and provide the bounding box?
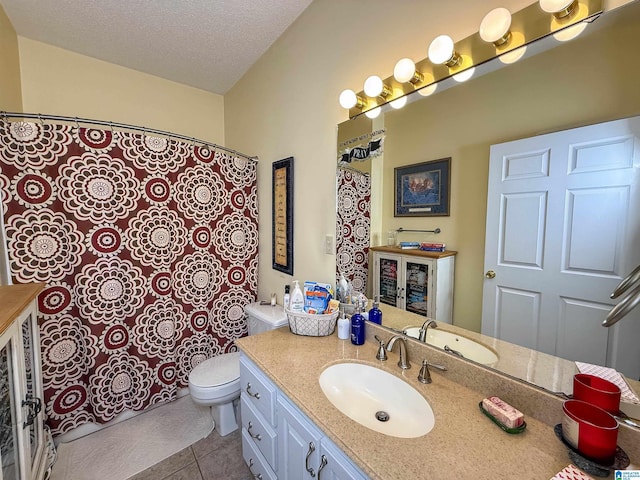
[485,270,496,279]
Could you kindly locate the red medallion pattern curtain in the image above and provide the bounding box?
[0,120,258,436]
[336,168,371,295]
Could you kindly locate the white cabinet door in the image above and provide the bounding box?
[402,256,435,318]
[0,323,22,480]
[318,438,369,480]
[374,252,403,309]
[18,308,45,480]
[374,252,434,315]
[0,297,45,480]
[277,394,322,480]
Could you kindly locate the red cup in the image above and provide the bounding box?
[562,399,618,464]
[573,374,621,415]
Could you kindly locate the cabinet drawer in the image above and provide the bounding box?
[240,396,277,468]
[240,354,278,426]
[242,428,277,480]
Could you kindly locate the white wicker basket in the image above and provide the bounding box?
[285,308,339,337]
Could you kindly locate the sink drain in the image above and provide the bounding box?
[375,411,390,422]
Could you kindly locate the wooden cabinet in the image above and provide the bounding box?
[239,353,368,480]
[371,247,456,323]
[0,284,46,480]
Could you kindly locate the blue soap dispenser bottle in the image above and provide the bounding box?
[350,304,365,345]
[369,297,382,325]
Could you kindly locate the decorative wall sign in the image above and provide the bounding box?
[394,157,451,217]
[272,157,294,275]
[337,129,385,165]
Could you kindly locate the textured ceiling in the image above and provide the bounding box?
[0,0,314,95]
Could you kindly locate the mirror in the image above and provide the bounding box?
[336,2,640,397]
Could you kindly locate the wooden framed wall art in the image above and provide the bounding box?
[272,157,294,275]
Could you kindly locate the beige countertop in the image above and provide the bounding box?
[236,324,639,479]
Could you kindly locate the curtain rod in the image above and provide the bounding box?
[0,111,258,162]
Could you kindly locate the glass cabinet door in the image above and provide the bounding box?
[378,257,399,306]
[404,260,429,317]
[0,340,21,480]
[21,313,43,472]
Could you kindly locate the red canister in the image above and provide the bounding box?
[562,399,618,464]
[573,373,621,415]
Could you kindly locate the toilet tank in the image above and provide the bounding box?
[244,302,288,335]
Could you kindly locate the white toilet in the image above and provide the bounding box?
[187,302,288,436]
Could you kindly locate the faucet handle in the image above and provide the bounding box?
[374,335,387,361]
[418,359,432,384]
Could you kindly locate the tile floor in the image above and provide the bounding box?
[128,428,252,480]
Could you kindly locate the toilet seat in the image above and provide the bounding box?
[189,351,240,387]
[188,352,241,403]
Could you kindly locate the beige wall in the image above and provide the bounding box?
[0,4,22,111]
[18,38,225,144]
[224,0,534,301]
[225,0,638,315]
[384,9,640,332]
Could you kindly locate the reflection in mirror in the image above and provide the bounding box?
[336,1,640,401]
[336,116,381,297]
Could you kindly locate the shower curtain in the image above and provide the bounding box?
[0,119,258,436]
[336,168,371,295]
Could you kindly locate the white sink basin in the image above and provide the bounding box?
[404,327,499,366]
[318,362,434,438]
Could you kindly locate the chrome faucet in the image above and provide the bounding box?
[386,335,411,369]
[418,359,432,384]
[418,320,437,342]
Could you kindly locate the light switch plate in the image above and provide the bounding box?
[324,234,334,254]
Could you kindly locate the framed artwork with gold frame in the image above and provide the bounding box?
[272,157,294,275]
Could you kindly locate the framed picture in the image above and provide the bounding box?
[394,157,451,217]
[272,157,294,275]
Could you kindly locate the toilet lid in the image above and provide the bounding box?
[190,352,240,387]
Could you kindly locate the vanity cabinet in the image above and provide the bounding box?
[278,395,367,480]
[239,353,368,480]
[0,284,46,480]
[371,246,456,323]
[239,354,279,479]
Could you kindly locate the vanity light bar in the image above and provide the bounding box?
[341,0,603,119]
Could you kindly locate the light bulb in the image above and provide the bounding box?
[539,0,578,18]
[364,76,385,98]
[553,21,587,41]
[394,58,422,84]
[390,95,407,109]
[453,67,475,83]
[428,35,456,65]
[480,8,512,46]
[418,84,438,97]
[339,90,358,109]
[365,107,381,119]
[499,45,527,64]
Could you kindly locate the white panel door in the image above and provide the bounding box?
[482,117,640,379]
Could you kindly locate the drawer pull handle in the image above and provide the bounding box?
[248,458,263,480]
[246,382,261,399]
[305,441,316,477]
[247,421,262,441]
[317,455,328,479]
